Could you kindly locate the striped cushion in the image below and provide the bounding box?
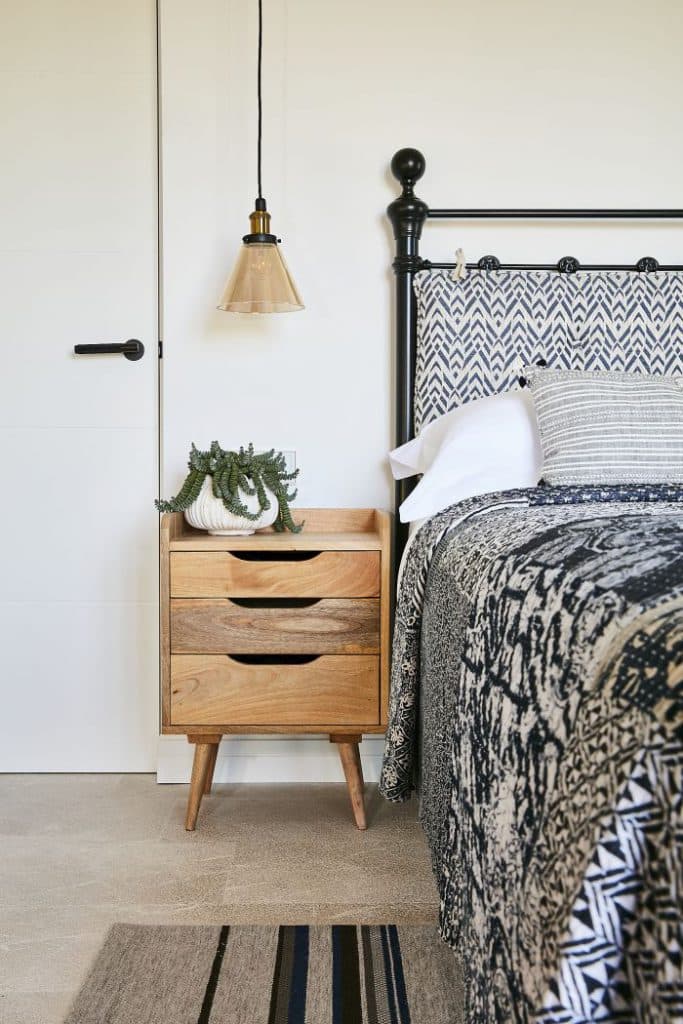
[524,367,683,485]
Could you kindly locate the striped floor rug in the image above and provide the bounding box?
[64,923,463,1023]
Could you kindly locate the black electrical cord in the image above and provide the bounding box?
[257,0,263,201]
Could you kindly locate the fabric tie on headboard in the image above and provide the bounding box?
[413,269,683,432]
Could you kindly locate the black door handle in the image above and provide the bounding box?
[74,339,144,361]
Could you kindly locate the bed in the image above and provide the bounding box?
[380,149,683,1023]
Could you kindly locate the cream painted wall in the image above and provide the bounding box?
[160,0,683,502]
[157,0,683,781]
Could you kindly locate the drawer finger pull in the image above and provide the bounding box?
[229,551,320,563]
[227,654,321,665]
[228,597,320,609]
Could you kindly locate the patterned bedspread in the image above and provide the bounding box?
[380,486,683,1024]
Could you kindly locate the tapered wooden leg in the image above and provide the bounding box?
[331,734,367,830]
[185,735,221,831]
[204,740,220,794]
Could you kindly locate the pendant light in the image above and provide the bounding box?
[217,0,304,313]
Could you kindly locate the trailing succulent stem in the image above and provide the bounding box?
[155,442,302,533]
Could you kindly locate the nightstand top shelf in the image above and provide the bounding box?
[164,508,388,552]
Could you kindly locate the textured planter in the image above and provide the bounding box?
[184,476,278,536]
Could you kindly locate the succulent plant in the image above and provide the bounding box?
[155,442,302,532]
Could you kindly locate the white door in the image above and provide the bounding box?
[0,2,159,770]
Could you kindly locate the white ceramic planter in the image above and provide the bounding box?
[184,476,279,536]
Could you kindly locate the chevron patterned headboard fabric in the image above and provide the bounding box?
[413,269,683,432]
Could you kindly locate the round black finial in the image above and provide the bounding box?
[557,256,580,274]
[391,148,426,191]
[478,255,501,271]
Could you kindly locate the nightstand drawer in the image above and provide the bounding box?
[170,598,380,654]
[170,551,380,598]
[170,654,379,726]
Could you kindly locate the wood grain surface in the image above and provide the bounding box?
[170,654,379,726]
[170,598,380,654]
[170,551,380,598]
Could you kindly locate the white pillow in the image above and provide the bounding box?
[390,390,542,523]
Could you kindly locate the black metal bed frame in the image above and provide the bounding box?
[387,147,683,555]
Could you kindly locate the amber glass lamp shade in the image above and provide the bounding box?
[217,242,303,313]
[217,201,304,314]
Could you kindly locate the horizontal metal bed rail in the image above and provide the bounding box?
[423,261,683,272]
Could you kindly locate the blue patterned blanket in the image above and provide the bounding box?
[380,486,683,1024]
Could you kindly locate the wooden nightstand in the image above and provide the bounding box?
[160,508,391,831]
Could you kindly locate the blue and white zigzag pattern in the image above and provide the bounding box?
[414,269,683,431]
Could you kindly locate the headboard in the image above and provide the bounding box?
[414,268,683,432]
[387,148,683,554]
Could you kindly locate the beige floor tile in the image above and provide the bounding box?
[0,775,178,842]
[0,837,234,912]
[0,991,73,1024]
[0,776,440,1024]
[160,781,421,840]
[222,836,435,906]
[0,921,104,995]
[312,902,439,925]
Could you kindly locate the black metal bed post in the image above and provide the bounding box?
[387,149,428,557]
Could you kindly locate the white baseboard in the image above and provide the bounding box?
[156,734,385,784]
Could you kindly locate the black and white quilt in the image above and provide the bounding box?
[380,486,683,1024]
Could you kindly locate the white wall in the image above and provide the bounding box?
[157,0,683,782]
